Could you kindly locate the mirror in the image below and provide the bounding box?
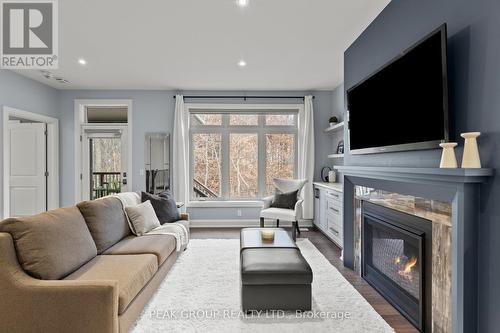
[145,133,170,194]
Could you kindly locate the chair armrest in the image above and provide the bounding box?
[180,213,189,220]
[0,233,119,333]
[294,199,304,220]
[262,195,274,209]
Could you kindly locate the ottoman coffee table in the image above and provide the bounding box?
[240,228,313,311]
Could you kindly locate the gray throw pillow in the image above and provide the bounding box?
[125,200,161,235]
[270,189,299,210]
[141,191,180,224]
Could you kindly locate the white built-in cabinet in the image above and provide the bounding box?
[313,182,343,248]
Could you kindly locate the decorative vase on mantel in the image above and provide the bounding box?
[439,143,458,168]
[461,132,482,168]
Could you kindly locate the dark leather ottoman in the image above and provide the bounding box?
[240,228,313,311]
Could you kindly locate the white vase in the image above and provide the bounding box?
[461,132,481,168]
[439,143,458,168]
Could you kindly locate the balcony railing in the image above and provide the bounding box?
[92,172,121,199]
[193,179,219,198]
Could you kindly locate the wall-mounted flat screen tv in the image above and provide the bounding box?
[347,24,449,155]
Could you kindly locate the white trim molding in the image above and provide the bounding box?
[190,219,313,228]
[2,106,59,218]
[74,99,133,203]
[187,200,264,208]
[186,103,303,201]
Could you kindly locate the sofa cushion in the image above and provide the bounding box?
[142,191,180,224]
[125,200,161,236]
[0,206,97,280]
[103,234,176,265]
[64,254,158,314]
[77,197,131,254]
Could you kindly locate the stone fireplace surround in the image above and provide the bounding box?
[356,188,448,332]
[335,166,493,333]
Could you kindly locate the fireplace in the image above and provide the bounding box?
[362,201,432,332]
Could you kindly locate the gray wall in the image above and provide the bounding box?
[0,73,337,220]
[343,0,500,330]
[58,89,335,220]
[58,90,175,207]
[0,70,60,217]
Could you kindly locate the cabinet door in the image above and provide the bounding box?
[314,187,326,229]
[319,188,327,229]
[314,188,321,227]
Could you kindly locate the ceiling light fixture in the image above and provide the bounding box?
[238,60,247,67]
[237,0,249,8]
[78,58,87,65]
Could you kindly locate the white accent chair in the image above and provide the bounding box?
[260,178,307,241]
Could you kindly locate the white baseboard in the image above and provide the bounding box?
[190,219,314,228]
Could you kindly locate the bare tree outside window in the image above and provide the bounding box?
[192,133,222,198]
[190,111,297,200]
[230,133,258,198]
[90,138,122,199]
[266,134,295,195]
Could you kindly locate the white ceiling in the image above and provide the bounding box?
[16,0,390,90]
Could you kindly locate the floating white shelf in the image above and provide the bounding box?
[328,153,344,159]
[324,121,345,134]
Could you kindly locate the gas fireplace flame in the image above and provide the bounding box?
[396,256,418,280]
[402,257,417,274]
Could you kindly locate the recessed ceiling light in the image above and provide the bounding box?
[237,0,249,8]
[78,58,87,65]
[238,60,247,67]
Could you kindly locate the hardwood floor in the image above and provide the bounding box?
[191,226,419,333]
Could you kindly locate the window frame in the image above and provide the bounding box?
[187,103,301,201]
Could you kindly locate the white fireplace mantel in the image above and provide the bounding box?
[335,165,494,333]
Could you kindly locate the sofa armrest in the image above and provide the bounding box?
[0,233,119,333]
[180,213,189,220]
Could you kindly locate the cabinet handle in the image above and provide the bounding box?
[328,192,340,199]
[329,227,339,235]
[329,206,340,214]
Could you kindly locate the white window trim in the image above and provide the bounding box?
[74,99,133,203]
[186,103,303,204]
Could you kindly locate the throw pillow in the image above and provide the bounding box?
[0,206,97,280]
[141,191,181,224]
[77,196,131,254]
[158,190,174,199]
[270,189,299,210]
[125,200,161,236]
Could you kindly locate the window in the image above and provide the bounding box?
[190,109,298,200]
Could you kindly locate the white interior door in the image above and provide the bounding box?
[9,122,47,217]
[81,127,129,200]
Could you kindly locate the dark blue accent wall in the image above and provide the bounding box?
[343,0,500,331]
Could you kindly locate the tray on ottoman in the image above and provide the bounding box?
[240,228,312,311]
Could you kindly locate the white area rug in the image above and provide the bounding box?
[131,239,394,333]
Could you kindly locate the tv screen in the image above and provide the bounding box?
[347,25,449,154]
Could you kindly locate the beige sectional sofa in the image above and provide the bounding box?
[0,195,189,333]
